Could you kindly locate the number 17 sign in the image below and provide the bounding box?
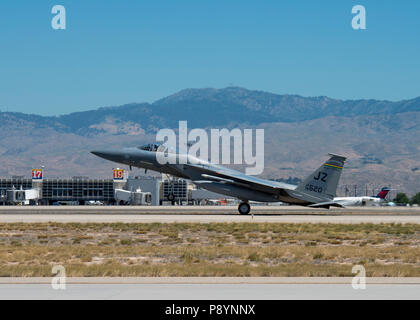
[32,169,44,181]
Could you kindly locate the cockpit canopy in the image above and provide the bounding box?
[138,142,195,153]
[138,143,165,152]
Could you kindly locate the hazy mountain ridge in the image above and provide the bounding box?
[0,87,419,194]
[1,87,419,135]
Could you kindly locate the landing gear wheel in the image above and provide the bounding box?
[238,202,251,215]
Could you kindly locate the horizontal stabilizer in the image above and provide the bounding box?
[308,201,345,209]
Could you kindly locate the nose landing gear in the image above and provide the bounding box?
[238,202,251,215]
[167,193,175,202]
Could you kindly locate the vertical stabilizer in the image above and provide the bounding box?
[297,154,347,200]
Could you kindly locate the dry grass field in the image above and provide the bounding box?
[0,222,418,277]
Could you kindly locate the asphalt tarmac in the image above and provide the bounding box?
[0,205,418,223]
[0,282,418,300]
[1,205,419,215]
[0,277,418,300]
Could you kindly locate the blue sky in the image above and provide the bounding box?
[0,0,419,115]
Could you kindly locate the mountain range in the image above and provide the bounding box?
[1,87,419,196]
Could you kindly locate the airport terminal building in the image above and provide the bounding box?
[1,176,117,205]
[0,169,223,206]
[41,178,115,204]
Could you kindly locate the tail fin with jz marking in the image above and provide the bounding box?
[296,154,347,200]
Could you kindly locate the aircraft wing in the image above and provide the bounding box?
[180,153,346,206]
[181,164,296,195]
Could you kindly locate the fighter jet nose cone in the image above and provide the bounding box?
[91,150,106,157]
[91,150,119,161]
[91,149,132,165]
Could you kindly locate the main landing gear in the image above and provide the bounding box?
[238,202,251,215]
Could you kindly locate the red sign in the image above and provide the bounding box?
[113,169,125,181]
[32,169,43,180]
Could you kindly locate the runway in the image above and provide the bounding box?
[0,277,418,300]
[0,206,419,223]
[1,205,419,215]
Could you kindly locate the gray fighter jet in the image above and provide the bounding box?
[92,144,346,214]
